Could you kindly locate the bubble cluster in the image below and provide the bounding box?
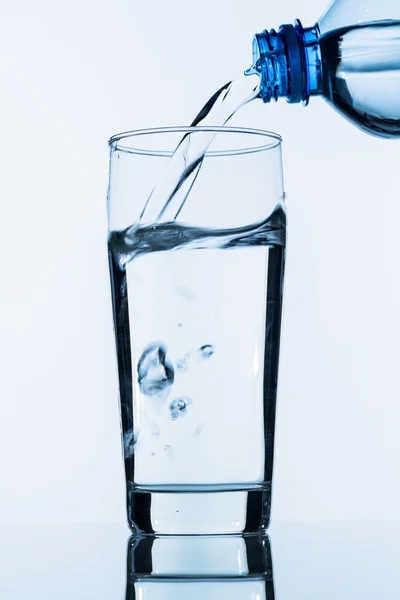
[134,341,216,458]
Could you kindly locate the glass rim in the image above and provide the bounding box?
[108,126,282,158]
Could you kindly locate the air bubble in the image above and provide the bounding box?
[176,358,188,372]
[123,428,137,458]
[170,397,192,420]
[198,344,215,360]
[164,445,174,460]
[137,344,174,397]
[194,425,204,437]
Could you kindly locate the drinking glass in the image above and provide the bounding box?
[107,127,285,535]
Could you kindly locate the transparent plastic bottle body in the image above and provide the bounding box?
[320,20,400,137]
[319,0,400,34]
[249,0,400,138]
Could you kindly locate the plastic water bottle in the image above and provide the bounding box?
[246,0,400,138]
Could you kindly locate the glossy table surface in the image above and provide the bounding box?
[1,522,400,599]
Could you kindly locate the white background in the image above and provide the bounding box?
[1,0,399,526]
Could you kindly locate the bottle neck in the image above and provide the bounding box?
[246,21,322,104]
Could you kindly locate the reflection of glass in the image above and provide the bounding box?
[108,128,286,534]
[126,534,274,600]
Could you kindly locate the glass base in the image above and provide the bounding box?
[127,485,271,535]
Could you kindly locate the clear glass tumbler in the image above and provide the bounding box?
[107,127,286,535]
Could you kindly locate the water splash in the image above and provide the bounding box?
[110,204,286,269]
